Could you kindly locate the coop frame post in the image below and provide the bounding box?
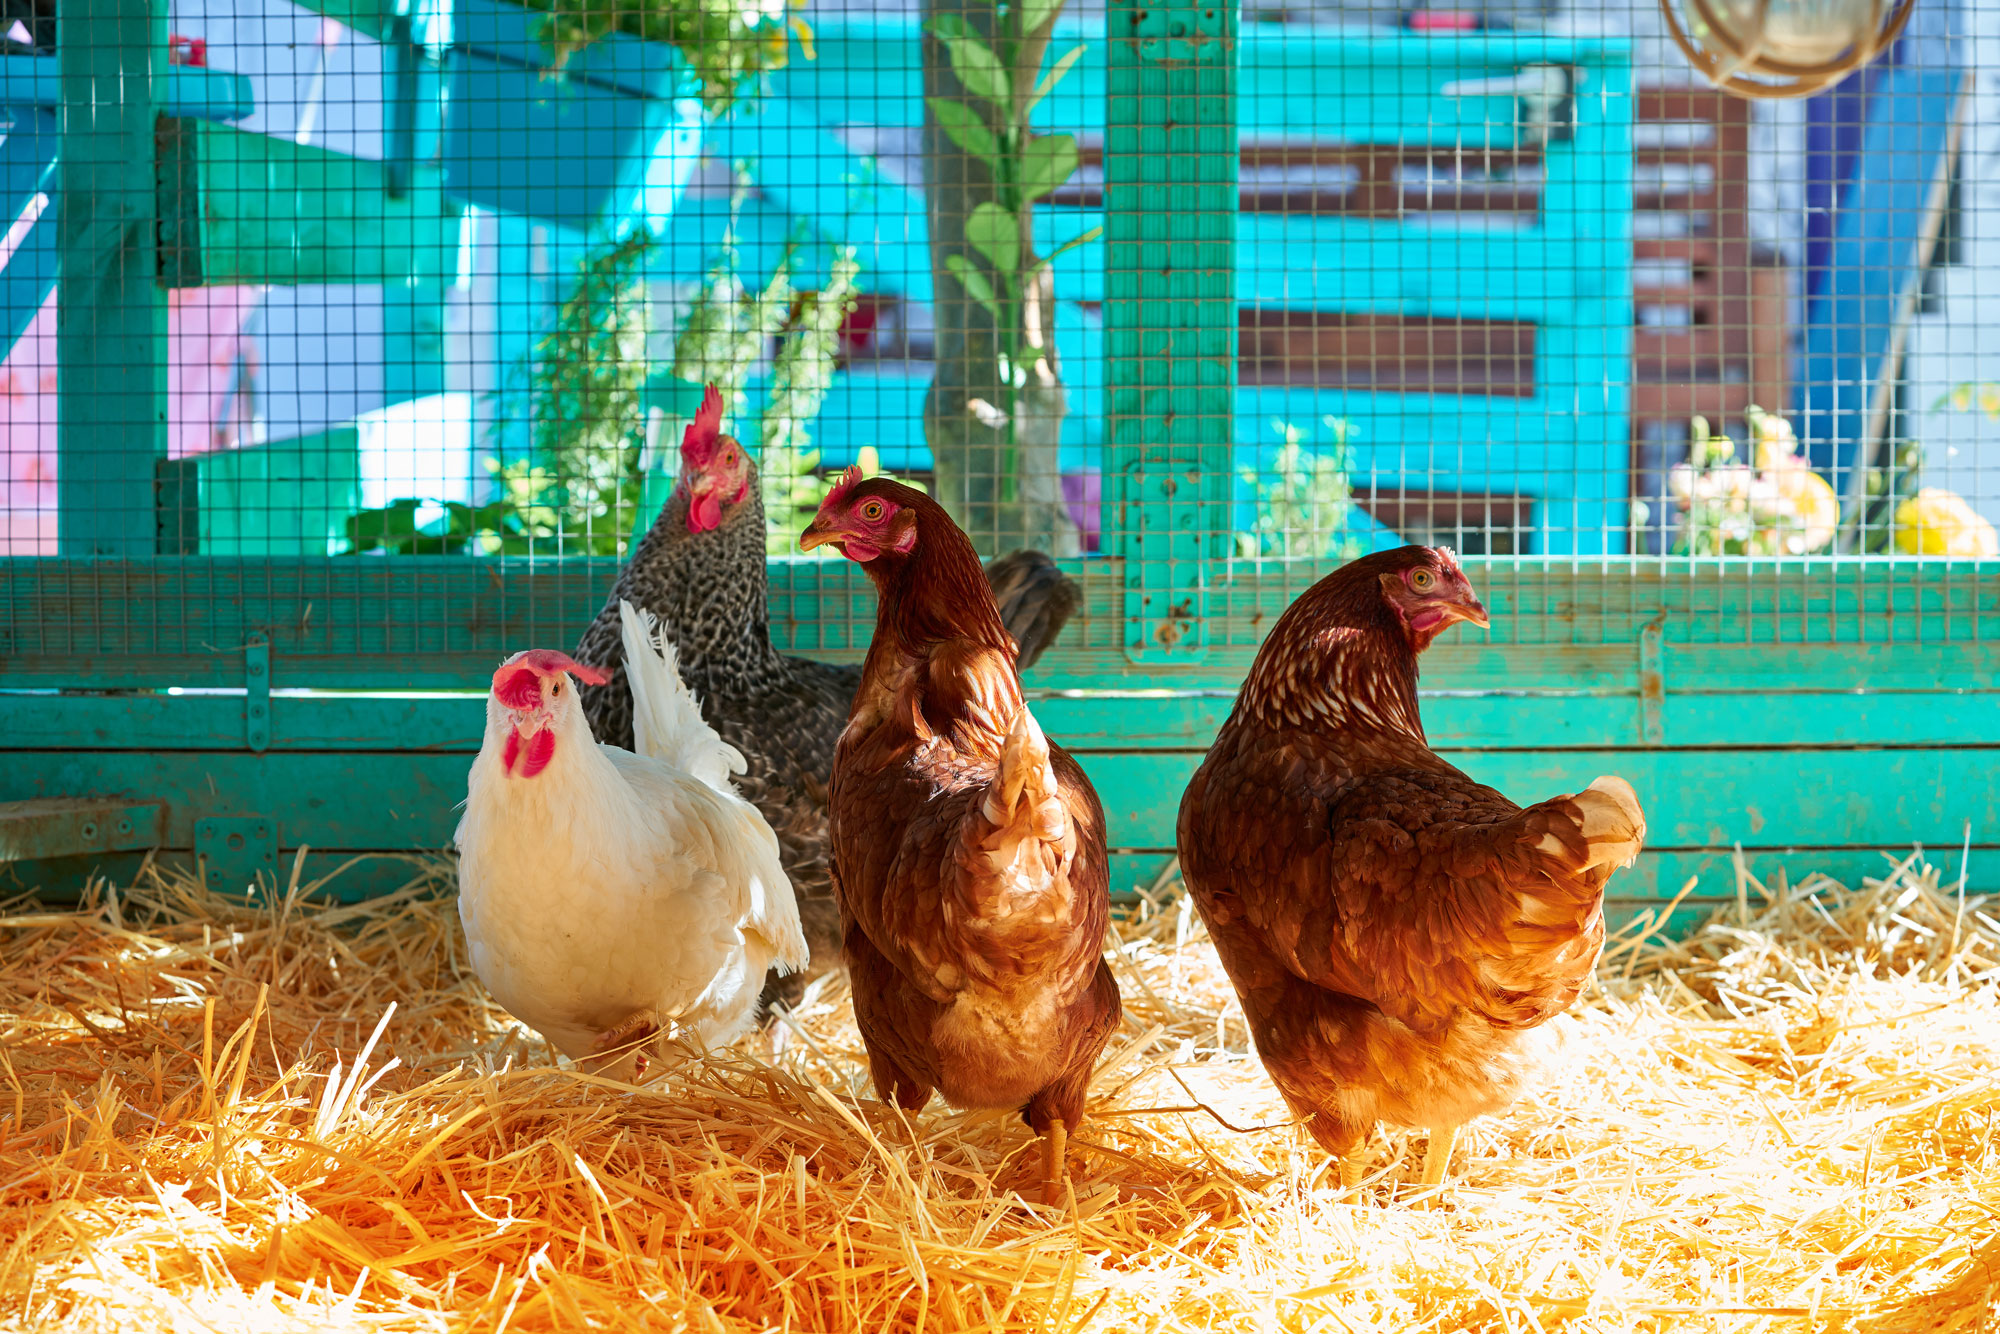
[56,0,170,556]
[1103,0,1238,665]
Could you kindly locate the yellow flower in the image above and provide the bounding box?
[1894,488,2000,557]
[1752,436,1839,553]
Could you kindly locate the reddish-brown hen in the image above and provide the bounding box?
[1177,546,1645,1197]
[800,473,1121,1197]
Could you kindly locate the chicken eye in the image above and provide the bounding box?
[860,500,886,521]
[1412,570,1436,591]
[551,679,562,695]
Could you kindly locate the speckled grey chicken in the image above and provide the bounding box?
[572,386,1082,1013]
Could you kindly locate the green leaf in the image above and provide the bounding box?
[927,97,1001,165]
[1016,133,1079,202]
[964,201,1020,277]
[1025,44,1084,117]
[1042,223,1102,264]
[1020,0,1065,36]
[944,254,1003,324]
[925,16,1009,107]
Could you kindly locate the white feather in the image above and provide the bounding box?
[453,635,809,1081]
[619,599,747,791]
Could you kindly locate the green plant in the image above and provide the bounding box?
[523,0,812,117]
[925,0,1098,537]
[1235,417,1365,561]
[1935,382,2000,419]
[345,232,656,558]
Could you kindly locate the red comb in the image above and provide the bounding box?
[493,650,611,707]
[680,384,725,468]
[818,465,865,516]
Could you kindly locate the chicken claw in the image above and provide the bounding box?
[589,1010,663,1079]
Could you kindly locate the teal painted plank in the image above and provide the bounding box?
[56,0,168,557]
[5,559,1998,691]
[0,53,254,122]
[1105,0,1238,664]
[3,687,1996,756]
[3,850,448,904]
[191,427,364,556]
[165,121,461,287]
[0,751,471,851]
[1069,748,2000,858]
[777,21,1629,143]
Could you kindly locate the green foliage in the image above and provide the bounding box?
[659,208,911,555]
[1235,418,1365,561]
[344,232,655,559]
[759,248,862,554]
[924,0,1099,503]
[519,0,810,117]
[1936,381,2000,420]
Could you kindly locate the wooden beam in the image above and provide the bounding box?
[156,120,460,288]
[57,0,168,556]
[1105,0,1239,664]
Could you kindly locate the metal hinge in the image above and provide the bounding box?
[0,798,167,864]
[196,817,278,894]
[1128,0,1226,63]
[245,632,271,752]
[1638,612,1666,746]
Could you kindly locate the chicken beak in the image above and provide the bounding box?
[798,519,839,552]
[1458,598,1491,630]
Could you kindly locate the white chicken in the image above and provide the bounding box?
[455,600,809,1081]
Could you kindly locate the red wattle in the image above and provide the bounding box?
[502,726,556,777]
[689,491,723,532]
[519,728,557,777]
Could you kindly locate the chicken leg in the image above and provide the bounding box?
[1417,1124,1459,1197]
[1337,1141,1370,1200]
[1041,1119,1069,1201]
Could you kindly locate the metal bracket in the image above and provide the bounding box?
[0,798,166,864]
[1128,0,1226,63]
[1440,62,1577,148]
[196,817,278,894]
[1638,612,1666,746]
[245,632,271,752]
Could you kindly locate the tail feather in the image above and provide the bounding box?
[984,550,1080,672]
[1569,775,1647,872]
[617,599,746,791]
[1519,775,1646,885]
[981,705,1061,834]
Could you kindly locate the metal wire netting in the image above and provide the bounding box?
[1,0,1993,667]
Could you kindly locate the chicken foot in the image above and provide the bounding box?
[588,1010,664,1080]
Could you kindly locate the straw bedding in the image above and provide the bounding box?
[2,850,1997,1332]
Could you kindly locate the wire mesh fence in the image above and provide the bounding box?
[2,0,1995,671]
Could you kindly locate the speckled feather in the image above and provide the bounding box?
[571,461,1081,1013]
[823,479,1121,1136]
[1176,546,1646,1157]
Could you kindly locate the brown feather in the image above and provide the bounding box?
[1177,545,1646,1160]
[826,481,1122,1138]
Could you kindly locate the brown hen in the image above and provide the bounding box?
[1176,546,1645,1198]
[801,472,1122,1198]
